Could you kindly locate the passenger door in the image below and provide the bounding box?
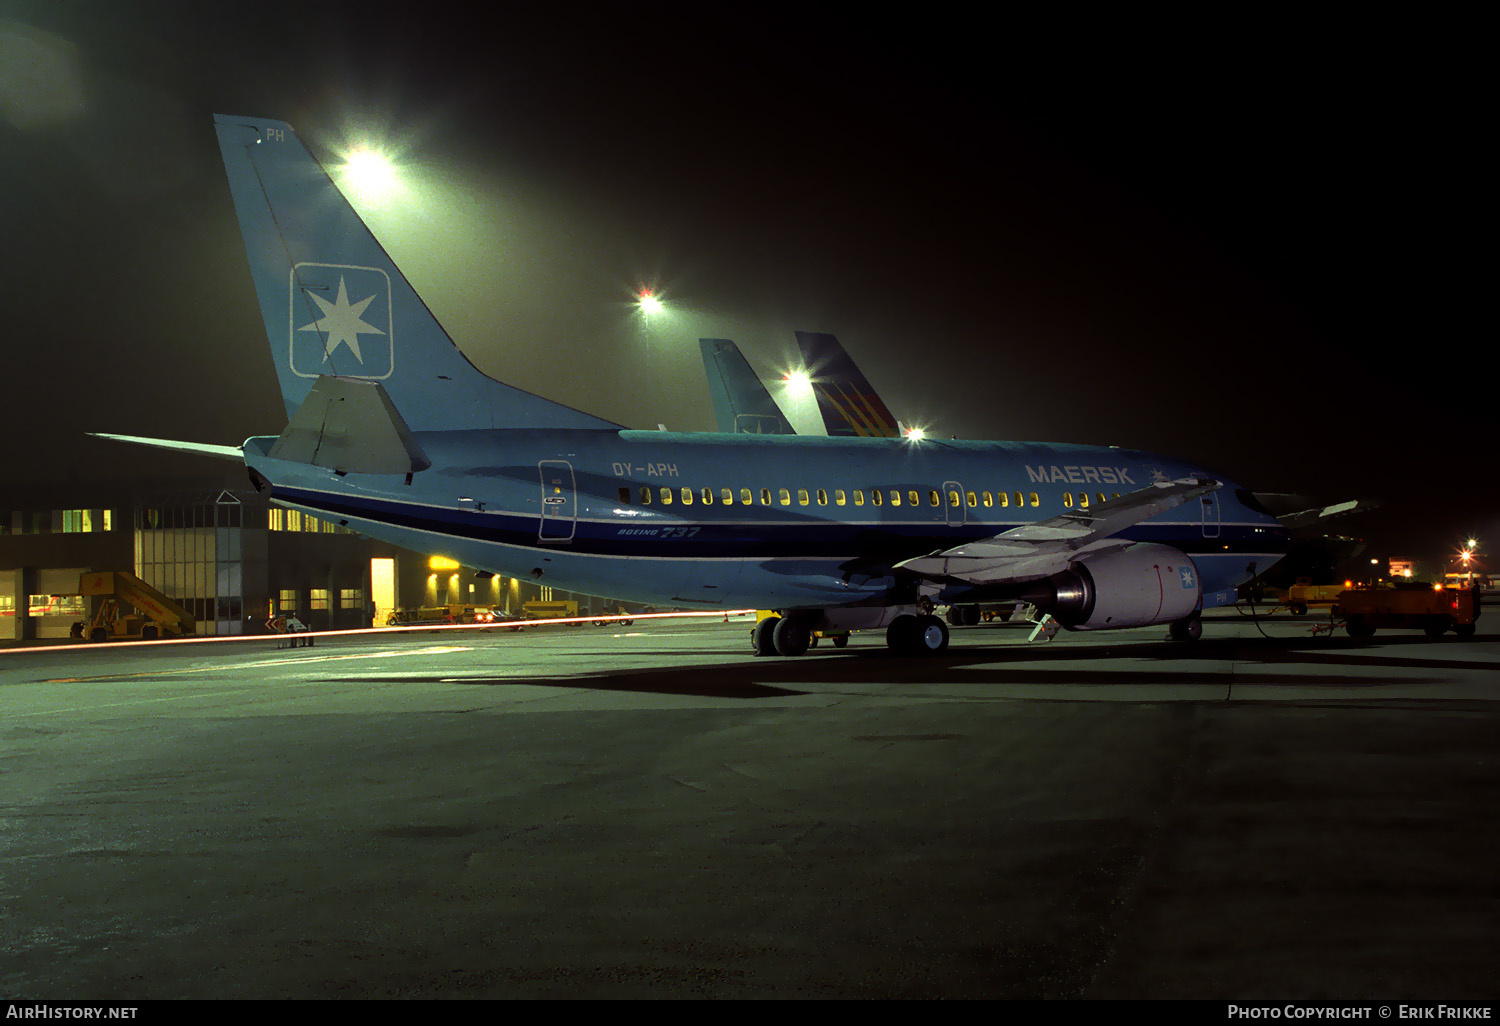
[538,460,577,542]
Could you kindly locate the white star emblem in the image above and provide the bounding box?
[298,275,385,362]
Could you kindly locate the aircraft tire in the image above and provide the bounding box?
[917,614,950,654]
[773,615,813,657]
[831,633,849,648]
[1169,615,1202,642]
[961,604,981,626]
[752,616,781,656]
[886,615,920,656]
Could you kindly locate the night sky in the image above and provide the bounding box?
[1,3,1489,567]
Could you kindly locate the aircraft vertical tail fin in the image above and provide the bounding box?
[698,338,795,434]
[794,331,900,437]
[212,114,620,433]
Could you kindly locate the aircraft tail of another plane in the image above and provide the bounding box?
[212,114,620,434]
[793,331,900,437]
[698,339,795,434]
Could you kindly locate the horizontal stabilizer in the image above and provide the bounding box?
[268,375,430,475]
[88,433,244,461]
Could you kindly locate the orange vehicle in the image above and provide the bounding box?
[1333,584,1481,639]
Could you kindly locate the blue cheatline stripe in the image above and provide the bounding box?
[275,485,1283,563]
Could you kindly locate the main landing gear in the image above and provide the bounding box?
[752,612,949,657]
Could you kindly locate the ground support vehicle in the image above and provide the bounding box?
[71,571,196,641]
[1285,578,1348,616]
[1331,585,1481,639]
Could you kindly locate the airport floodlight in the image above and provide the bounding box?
[340,146,400,203]
[637,290,664,315]
[782,370,813,397]
[904,426,927,441]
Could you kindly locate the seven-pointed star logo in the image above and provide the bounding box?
[298,275,385,361]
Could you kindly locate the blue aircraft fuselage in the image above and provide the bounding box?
[248,428,1288,611]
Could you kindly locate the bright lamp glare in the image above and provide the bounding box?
[341,147,399,202]
[905,426,926,441]
[638,291,663,315]
[783,371,813,397]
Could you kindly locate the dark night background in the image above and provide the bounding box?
[0,2,1490,568]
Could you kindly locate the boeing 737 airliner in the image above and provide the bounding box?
[99,115,1291,656]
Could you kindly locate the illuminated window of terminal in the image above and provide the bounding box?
[339,588,365,609]
[309,589,331,610]
[277,589,297,613]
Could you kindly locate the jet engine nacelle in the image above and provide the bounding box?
[1037,543,1201,630]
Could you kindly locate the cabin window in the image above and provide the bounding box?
[998,491,1009,507]
[951,490,963,508]
[1079,493,1090,508]
[834,489,846,506]
[660,487,673,505]
[982,491,993,507]
[928,490,940,507]
[890,490,902,507]
[797,489,810,506]
[699,487,712,505]
[1063,493,1074,508]
[779,488,791,506]
[722,488,734,504]
[1014,492,1024,507]
[741,488,752,505]
[872,490,883,507]
[1028,492,1039,507]
[817,489,828,506]
[966,491,977,507]
[618,488,631,504]
[853,489,864,506]
[909,490,920,508]
[761,488,772,505]
[679,487,692,505]
[640,487,652,505]
[1097,493,1107,506]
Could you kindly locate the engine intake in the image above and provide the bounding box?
[1028,543,1201,630]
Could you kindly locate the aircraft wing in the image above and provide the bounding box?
[896,477,1222,584]
[1276,498,1379,532]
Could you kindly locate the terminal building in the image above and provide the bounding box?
[1,478,590,644]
